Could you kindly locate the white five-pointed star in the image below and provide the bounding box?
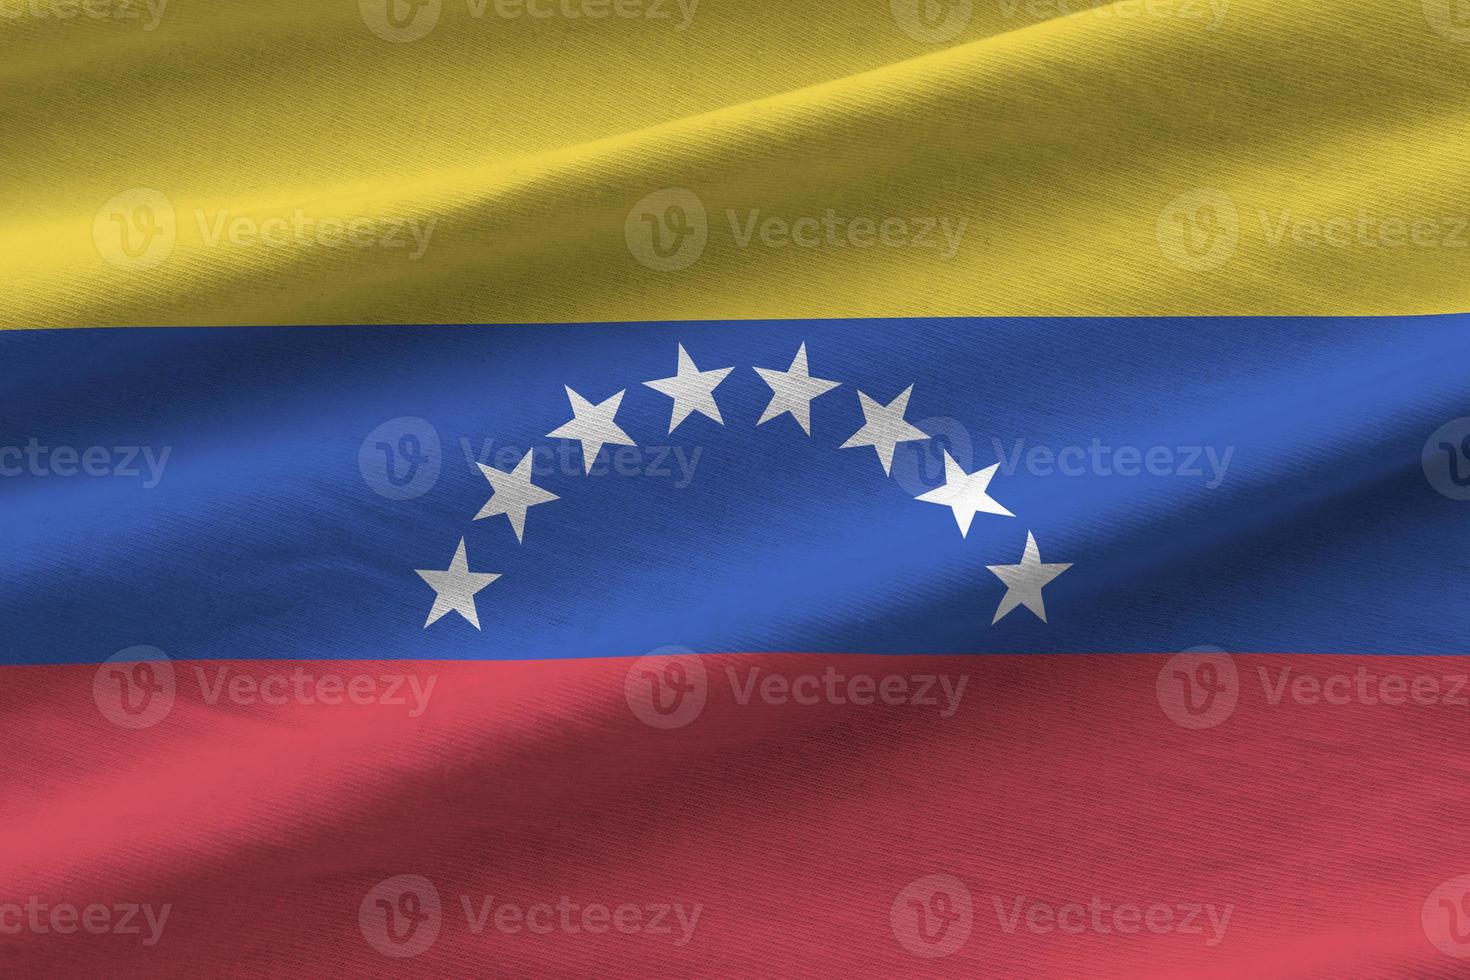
[915,451,1013,537]
[475,450,559,542]
[546,386,636,473]
[643,344,733,433]
[415,537,500,630]
[753,342,841,436]
[840,385,930,475]
[987,531,1072,624]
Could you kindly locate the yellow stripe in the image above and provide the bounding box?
[3,0,1468,327]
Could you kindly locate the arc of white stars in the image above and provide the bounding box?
[987,531,1072,624]
[915,450,1013,537]
[546,386,636,473]
[475,450,559,543]
[413,353,1074,633]
[753,342,841,436]
[415,537,500,630]
[840,385,929,476]
[643,343,733,433]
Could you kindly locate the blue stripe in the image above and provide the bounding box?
[1,315,1467,664]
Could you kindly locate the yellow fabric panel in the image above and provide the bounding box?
[2,0,1468,327]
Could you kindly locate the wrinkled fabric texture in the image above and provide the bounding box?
[3,0,1470,326]
[7,653,1470,977]
[5,1,1470,977]
[1,315,1469,976]
[0,315,1467,663]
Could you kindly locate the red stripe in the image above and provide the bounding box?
[4,653,1467,976]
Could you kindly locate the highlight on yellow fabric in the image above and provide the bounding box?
[2,0,1468,327]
